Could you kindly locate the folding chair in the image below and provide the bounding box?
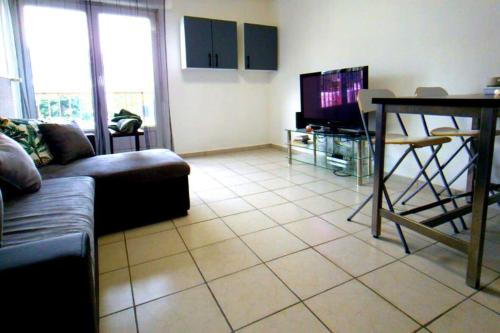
[347,89,459,254]
[395,87,500,218]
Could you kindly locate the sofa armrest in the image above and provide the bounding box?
[0,189,3,246]
[85,132,96,151]
[0,232,97,333]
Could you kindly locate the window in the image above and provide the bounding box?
[23,5,157,129]
[99,13,156,126]
[24,5,94,128]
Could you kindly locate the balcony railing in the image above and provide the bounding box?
[34,91,155,129]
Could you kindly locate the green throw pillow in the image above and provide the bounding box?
[0,117,53,167]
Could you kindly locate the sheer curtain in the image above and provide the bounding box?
[0,0,26,118]
[6,0,173,153]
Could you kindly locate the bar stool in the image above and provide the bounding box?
[347,89,459,253]
[396,87,500,217]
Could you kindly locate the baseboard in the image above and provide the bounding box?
[270,143,287,152]
[178,144,274,158]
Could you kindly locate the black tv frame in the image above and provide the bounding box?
[298,66,368,131]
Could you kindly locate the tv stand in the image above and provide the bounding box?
[286,128,373,185]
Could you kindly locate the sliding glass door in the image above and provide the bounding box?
[97,10,156,127]
[24,5,94,129]
[22,2,159,129]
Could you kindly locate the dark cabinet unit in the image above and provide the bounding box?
[244,23,278,70]
[181,16,237,69]
[182,17,213,68]
[211,20,237,69]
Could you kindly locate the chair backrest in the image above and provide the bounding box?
[415,87,453,135]
[357,89,396,114]
[415,87,448,97]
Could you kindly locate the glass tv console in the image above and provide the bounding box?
[286,128,373,185]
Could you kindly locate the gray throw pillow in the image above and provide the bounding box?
[0,133,42,198]
[39,122,95,165]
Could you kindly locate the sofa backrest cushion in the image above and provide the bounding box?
[39,122,95,165]
[0,133,42,199]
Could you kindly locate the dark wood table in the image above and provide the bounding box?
[109,128,144,153]
[371,94,499,289]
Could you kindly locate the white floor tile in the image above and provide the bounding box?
[222,210,277,235]
[306,280,419,333]
[267,249,351,299]
[316,236,395,276]
[130,252,203,304]
[241,226,307,261]
[100,309,137,333]
[208,198,254,217]
[261,202,313,224]
[209,265,298,329]
[136,285,230,333]
[359,262,465,324]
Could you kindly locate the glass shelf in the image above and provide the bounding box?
[286,128,373,185]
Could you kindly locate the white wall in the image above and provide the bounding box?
[269,0,500,189]
[166,0,277,154]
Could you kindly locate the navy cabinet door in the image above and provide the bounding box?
[244,23,277,70]
[212,19,237,69]
[183,16,213,68]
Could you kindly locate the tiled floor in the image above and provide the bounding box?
[98,148,500,333]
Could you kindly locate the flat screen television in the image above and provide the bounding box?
[299,66,368,130]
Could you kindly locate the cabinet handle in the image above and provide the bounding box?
[208,53,212,67]
[246,56,250,69]
[215,54,219,67]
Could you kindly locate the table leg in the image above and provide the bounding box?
[313,133,317,165]
[466,108,497,288]
[466,116,479,202]
[371,105,387,237]
[110,135,114,154]
[287,130,292,165]
[135,134,140,151]
[356,140,362,186]
[368,140,373,176]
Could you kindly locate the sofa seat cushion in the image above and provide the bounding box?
[2,177,95,249]
[39,149,190,181]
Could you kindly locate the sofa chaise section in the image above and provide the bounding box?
[39,149,191,235]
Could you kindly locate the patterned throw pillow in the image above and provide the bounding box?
[0,117,53,167]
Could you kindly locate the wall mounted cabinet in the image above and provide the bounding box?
[181,16,237,69]
[244,23,278,70]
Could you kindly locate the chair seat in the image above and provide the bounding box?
[430,127,500,137]
[384,133,452,147]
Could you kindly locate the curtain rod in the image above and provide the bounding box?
[83,0,165,9]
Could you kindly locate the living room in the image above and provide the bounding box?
[0,0,499,332]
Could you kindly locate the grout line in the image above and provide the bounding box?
[215,209,335,333]
[103,218,496,329]
[354,276,426,328]
[98,148,500,331]
[172,210,235,332]
[469,297,500,316]
[98,277,226,319]
[123,233,140,333]
[420,296,472,328]
[232,301,303,332]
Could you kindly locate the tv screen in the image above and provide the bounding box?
[300,66,368,129]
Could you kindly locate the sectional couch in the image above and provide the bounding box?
[0,148,190,332]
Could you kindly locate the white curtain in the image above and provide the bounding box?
[0,0,21,117]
